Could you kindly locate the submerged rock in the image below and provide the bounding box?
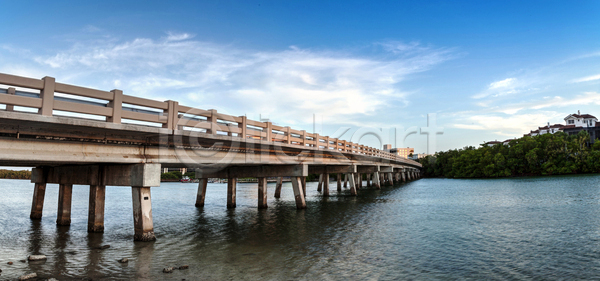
[18,273,37,280]
[7,262,12,265]
[119,258,129,263]
[28,255,47,261]
[179,265,189,270]
[163,267,174,273]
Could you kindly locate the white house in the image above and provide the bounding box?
[564,111,597,128]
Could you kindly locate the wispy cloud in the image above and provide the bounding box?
[453,112,563,136]
[4,35,454,126]
[472,77,526,99]
[571,73,600,83]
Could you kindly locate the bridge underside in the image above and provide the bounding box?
[0,111,422,241]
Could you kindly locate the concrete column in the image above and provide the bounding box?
[373,172,381,189]
[30,183,47,219]
[227,178,237,208]
[290,177,306,209]
[56,184,73,225]
[367,174,371,187]
[301,177,306,198]
[258,177,268,209]
[132,186,156,241]
[355,173,360,190]
[323,173,329,197]
[380,173,385,187]
[402,172,406,182]
[344,174,348,188]
[348,173,357,196]
[337,174,342,191]
[317,174,323,192]
[388,172,394,185]
[274,177,283,198]
[6,87,15,111]
[407,172,412,180]
[88,185,106,233]
[195,178,208,207]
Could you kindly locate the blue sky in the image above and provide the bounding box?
[1,1,600,153]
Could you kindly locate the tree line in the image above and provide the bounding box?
[0,169,32,179]
[418,131,600,178]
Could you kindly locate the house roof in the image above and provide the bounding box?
[565,113,597,120]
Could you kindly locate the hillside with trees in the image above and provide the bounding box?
[0,169,32,179]
[419,131,600,178]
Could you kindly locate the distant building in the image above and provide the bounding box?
[410,153,432,160]
[491,111,600,145]
[383,144,414,159]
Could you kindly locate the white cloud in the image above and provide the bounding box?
[571,73,600,83]
[487,92,600,115]
[14,36,453,126]
[488,77,515,89]
[453,112,563,136]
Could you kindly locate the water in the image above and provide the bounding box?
[2,175,600,280]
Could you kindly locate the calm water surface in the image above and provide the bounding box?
[1,175,600,280]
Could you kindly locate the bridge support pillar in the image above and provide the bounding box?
[290,177,306,209]
[373,172,380,189]
[402,172,406,182]
[88,185,106,233]
[355,174,360,190]
[348,173,357,196]
[380,173,385,187]
[317,174,323,192]
[30,182,47,220]
[258,177,268,209]
[132,186,156,241]
[322,173,329,197]
[227,178,237,208]
[195,178,208,207]
[388,173,394,186]
[367,174,371,187]
[337,174,342,191]
[196,178,208,208]
[301,177,306,198]
[56,184,73,225]
[344,174,348,188]
[274,177,283,198]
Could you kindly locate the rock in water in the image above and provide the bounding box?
[48,278,59,281]
[119,258,129,263]
[163,267,174,273]
[28,255,47,261]
[18,273,37,280]
[179,265,189,270]
[6,262,12,265]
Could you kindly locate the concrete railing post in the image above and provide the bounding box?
[39,76,55,116]
[265,122,272,142]
[239,115,247,139]
[6,87,15,111]
[208,109,217,135]
[107,89,123,124]
[301,130,307,147]
[286,127,291,144]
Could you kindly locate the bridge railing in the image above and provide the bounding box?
[0,73,420,166]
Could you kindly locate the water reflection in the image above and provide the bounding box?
[3,176,600,279]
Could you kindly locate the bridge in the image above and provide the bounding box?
[0,73,422,241]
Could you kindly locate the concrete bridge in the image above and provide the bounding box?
[0,73,422,241]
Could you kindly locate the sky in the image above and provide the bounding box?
[1,0,599,154]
